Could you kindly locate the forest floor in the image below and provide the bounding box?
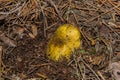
[0,0,120,80]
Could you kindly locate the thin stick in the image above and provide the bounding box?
[0,1,26,15]
[81,58,101,80]
[87,4,120,22]
[97,71,106,80]
[39,1,48,37]
[45,21,58,30]
[48,0,64,22]
[102,21,119,37]
[72,11,91,46]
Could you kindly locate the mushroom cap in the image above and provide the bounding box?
[47,24,81,62]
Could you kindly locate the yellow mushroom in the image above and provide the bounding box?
[47,24,81,62]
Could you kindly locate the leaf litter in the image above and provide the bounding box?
[0,0,120,80]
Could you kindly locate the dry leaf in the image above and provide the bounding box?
[90,55,103,65]
[86,35,96,45]
[31,24,38,37]
[91,39,96,46]
[14,27,25,39]
[15,27,24,34]
[0,34,16,47]
[109,62,120,80]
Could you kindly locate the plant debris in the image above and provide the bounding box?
[0,0,120,80]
